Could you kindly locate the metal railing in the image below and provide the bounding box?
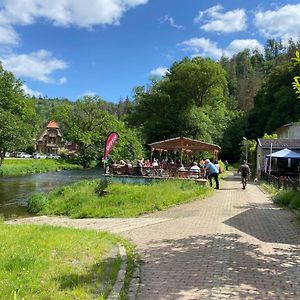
[261,172,300,190]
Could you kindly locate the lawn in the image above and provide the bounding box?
[0,158,82,177]
[28,179,212,218]
[0,222,135,299]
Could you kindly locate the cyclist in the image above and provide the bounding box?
[238,160,250,189]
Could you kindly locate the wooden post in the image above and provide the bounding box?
[150,147,153,163]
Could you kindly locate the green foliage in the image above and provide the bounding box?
[0,223,127,299]
[27,193,48,213]
[247,61,300,137]
[127,56,229,145]
[274,189,300,210]
[262,133,278,139]
[28,179,212,218]
[0,158,81,177]
[95,178,110,196]
[55,96,144,167]
[0,64,37,165]
[292,51,300,98]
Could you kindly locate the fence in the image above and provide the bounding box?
[261,172,300,190]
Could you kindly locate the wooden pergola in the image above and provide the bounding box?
[149,137,221,163]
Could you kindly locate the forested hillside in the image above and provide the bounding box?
[1,39,300,165]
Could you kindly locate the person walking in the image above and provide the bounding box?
[224,160,229,171]
[238,160,251,189]
[205,159,219,189]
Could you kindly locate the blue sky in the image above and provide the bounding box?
[0,0,299,103]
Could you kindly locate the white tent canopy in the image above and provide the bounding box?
[267,148,300,159]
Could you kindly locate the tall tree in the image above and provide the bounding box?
[0,63,36,165]
[127,57,229,145]
[57,96,143,167]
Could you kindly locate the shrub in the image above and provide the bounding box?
[27,192,48,213]
[95,178,110,196]
[274,189,300,209]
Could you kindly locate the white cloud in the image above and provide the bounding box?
[0,50,68,83]
[225,39,264,57]
[21,84,43,97]
[59,77,67,84]
[80,90,97,97]
[0,0,149,29]
[150,66,169,77]
[194,5,247,33]
[179,37,263,59]
[162,15,184,30]
[0,25,19,45]
[179,38,223,59]
[255,4,300,41]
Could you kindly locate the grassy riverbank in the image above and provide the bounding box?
[28,179,212,218]
[0,158,82,177]
[0,222,135,299]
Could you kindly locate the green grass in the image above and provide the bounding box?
[259,183,278,196]
[0,158,82,177]
[0,222,133,299]
[28,179,212,218]
[274,189,300,210]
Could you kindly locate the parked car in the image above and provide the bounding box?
[33,153,47,159]
[47,154,61,159]
[16,152,32,158]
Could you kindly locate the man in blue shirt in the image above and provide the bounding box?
[205,159,219,189]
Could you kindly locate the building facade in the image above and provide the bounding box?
[36,120,63,154]
[275,122,300,139]
[256,138,300,178]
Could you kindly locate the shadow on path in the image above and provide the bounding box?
[224,202,300,244]
[139,233,300,299]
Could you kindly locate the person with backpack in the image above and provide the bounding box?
[238,160,251,189]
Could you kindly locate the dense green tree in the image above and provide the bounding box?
[247,61,300,138]
[127,57,229,146]
[0,64,36,165]
[57,96,143,167]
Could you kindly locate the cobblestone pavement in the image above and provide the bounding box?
[7,174,300,299]
[121,175,300,300]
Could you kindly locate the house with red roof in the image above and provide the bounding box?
[36,120,63,154]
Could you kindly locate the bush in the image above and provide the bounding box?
[290,193,300,210]
[95,178,110,196]
[27,192,48,213]
[274,189,300,210]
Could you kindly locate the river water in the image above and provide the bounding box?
[0,169,150,220]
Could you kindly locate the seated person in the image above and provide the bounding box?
[144,159,151,167]
[119,159,126,165]
[189,162,200,173]
[152,158,159,167]
[178,164,186,171]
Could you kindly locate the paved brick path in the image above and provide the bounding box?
[7,174,300,299]
[121,174,300,300]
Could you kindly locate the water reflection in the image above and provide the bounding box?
[0,169,152,220]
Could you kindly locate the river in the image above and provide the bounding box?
[0,169,150,220]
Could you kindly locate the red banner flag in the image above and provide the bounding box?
[102,132,119,161]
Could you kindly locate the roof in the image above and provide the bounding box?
[267,148,300,158]
[257,138,300,149]
[46,120,59,129]
[275,122,300,133]
[149,137,221,153]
